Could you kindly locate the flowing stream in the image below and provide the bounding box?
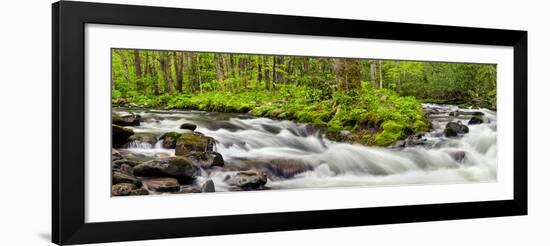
[115,104,497,192]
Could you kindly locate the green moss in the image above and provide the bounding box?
[177,132,208,150]
[121,84,430,146]
[161,132,182,140]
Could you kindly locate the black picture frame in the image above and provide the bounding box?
[52,1,527,245]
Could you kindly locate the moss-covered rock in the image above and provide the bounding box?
[112,124,134,148]
[184,151,224,168]
[175,132,214,156]
[160,132,182,149]
[372,121,407,146]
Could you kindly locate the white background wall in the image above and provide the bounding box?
[0,0,547,245]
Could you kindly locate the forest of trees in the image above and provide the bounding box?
[112,49,497,146]
[112,49,496,108]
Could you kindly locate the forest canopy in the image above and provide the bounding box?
[111,48,496,146]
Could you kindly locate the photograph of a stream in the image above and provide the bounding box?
[110,48,497,196]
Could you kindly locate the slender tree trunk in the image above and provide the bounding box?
[256,58,262,90]
[271,56,277,90]
[370,60,377,87]
[150,52,160,95]
[159,53,173,93]
[115,50,131,88]
[379,60,383,88]
[174,52,184,93]
[214,54,225,91]
[335,58,361,92]
[264,57,270,91]
[185,53,196,92]
[133,50,143,91]
[196,55,202,94]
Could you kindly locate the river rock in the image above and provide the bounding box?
[175,132,215,156]
[124,133,157,148]
[265,159,311,178]
[180,123,197,131]
[143,178,180,192]
[201,179,215,193]
[225,170,268,189]
[130,188,149,196]
[160,132,182,149]
[133,156,199,181]
[449,111,484,117]
[119,164,134,175]
[112,148,124,161]
[444,122,469,137]
[177,186,202,194]
[112,183,137,196]
[112,171,142,187]
[449,151,467,163]
[185,151,224,168]
[112,124,134,147]
[112,158,139,167]
[112,113,141,126]
[468,115,484,125]
[394,133,428,148]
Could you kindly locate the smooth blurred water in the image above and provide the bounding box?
[115,103,497,191]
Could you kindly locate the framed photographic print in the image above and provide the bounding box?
[52,1,527,245]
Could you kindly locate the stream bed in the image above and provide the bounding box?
[112,104,497,195]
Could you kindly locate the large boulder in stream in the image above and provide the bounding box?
[160,132,182,149]
[112,124,134,148]
[175,132,215,156]
[112,113,141,126]
[468,115,484,125]
[185,151,224,168]
[133,156,199,182]
[112,171,142,187]
[124,133,157,148]
[444,122,469,137]
[225,170,268,189]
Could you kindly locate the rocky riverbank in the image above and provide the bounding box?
[111,113,303,196]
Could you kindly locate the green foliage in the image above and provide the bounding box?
[111,48,496,146]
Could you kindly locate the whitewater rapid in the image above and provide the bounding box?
[115,104,497,191]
